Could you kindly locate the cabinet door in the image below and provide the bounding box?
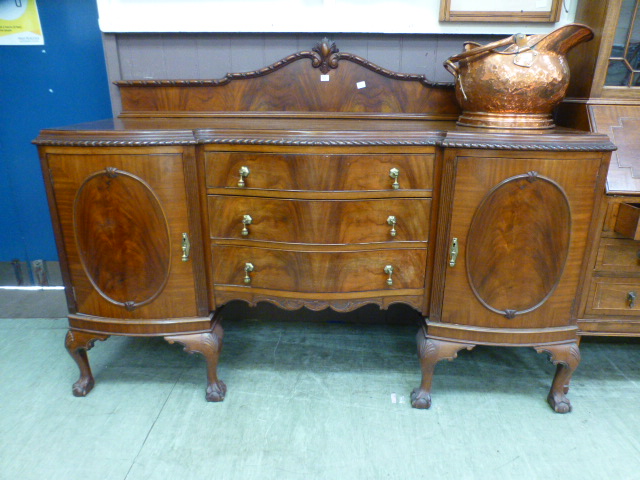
[46,149,203,319]
[437,153,602,330]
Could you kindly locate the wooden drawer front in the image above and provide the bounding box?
[586,277,640,316]
[614,203,640,240]
[205,152,434,192]
[212,246,427,293]
[595,238,640,273]
[208,196,431,244]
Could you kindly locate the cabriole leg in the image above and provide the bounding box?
[411,325,475,409]
[166,321,226,402]
[534,342,581,414]
[64,329,109,397]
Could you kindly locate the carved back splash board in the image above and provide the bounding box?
[115,39,460,119]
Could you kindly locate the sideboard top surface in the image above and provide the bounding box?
[34,117,616,152]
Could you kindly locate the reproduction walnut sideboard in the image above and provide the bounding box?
[35,41,614,412]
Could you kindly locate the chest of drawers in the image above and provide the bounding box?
[580,197,640,333]
[35,41,615,412]
[559,104,640,336]
[203,145,435,312]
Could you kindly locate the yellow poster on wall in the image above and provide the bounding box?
[0,0,43,45]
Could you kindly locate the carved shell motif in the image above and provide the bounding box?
[73,168,171,310]
[465,171,571,318]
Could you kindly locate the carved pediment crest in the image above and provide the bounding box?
[312,38,340,74]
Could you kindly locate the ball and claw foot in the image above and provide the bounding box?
[65,330,108,398]
[410,388,432,409]
[206,380,227,402]
[72,377,95,397]
[547,391,571,414]
[535,342,580,414]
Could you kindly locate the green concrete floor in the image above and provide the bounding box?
[1,312,639,480]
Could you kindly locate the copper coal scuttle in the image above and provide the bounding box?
[444,23,593,129]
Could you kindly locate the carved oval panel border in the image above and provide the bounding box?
[465,171,571,319]
[73,167,171,311]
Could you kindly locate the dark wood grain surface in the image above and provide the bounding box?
[45,149,201,320]
[466,173,571,315]
[116,50,459,118]
[204,151,435,192]
[435,151,605,331]
[208,196,431,245]
[211,245,427,293]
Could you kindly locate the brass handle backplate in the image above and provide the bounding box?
[384,265,394,286]
[181,233,191,262]
[389,168,400,189]
[241,214,253,236]
[238,166,250,187]
[449,237,458,267]
[244,262,254,284]
[387,215,397,237]
[627,291,637,309]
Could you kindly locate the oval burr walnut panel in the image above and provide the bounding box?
[205,152,434,192]
[466,172,571,317]
[73,168,171,310]
[208,196,431,244]
[211,246,427,293]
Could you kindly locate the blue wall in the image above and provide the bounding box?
[0,0,112,262]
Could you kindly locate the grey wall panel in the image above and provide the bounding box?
[364,35,403,72]
[398,36,439,81]
[263,34,306,66]
[105,32,500,115]
[102,33,122,118]
[118,34,168,79]
[163,35,200,78]
[195,34,233,79]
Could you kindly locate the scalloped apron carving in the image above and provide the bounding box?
[73,168,171,310]
[466,172,571,318]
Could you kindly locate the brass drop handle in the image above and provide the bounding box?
[449,237,458,267]
[627,291,637,309]
[389,168,400,189]
[238,166,250,187]
[181,233,191,262]
[387,215,397,237]
[244,262,254,284]
[241,214,253,236]
[384,265,394,286]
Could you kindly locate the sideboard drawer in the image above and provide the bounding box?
[614,203,640,240]
[595,238,640,273]
[205,152,434,192]
[208,196,431,244]
[586,277,640,316]
[211,246,427,293]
